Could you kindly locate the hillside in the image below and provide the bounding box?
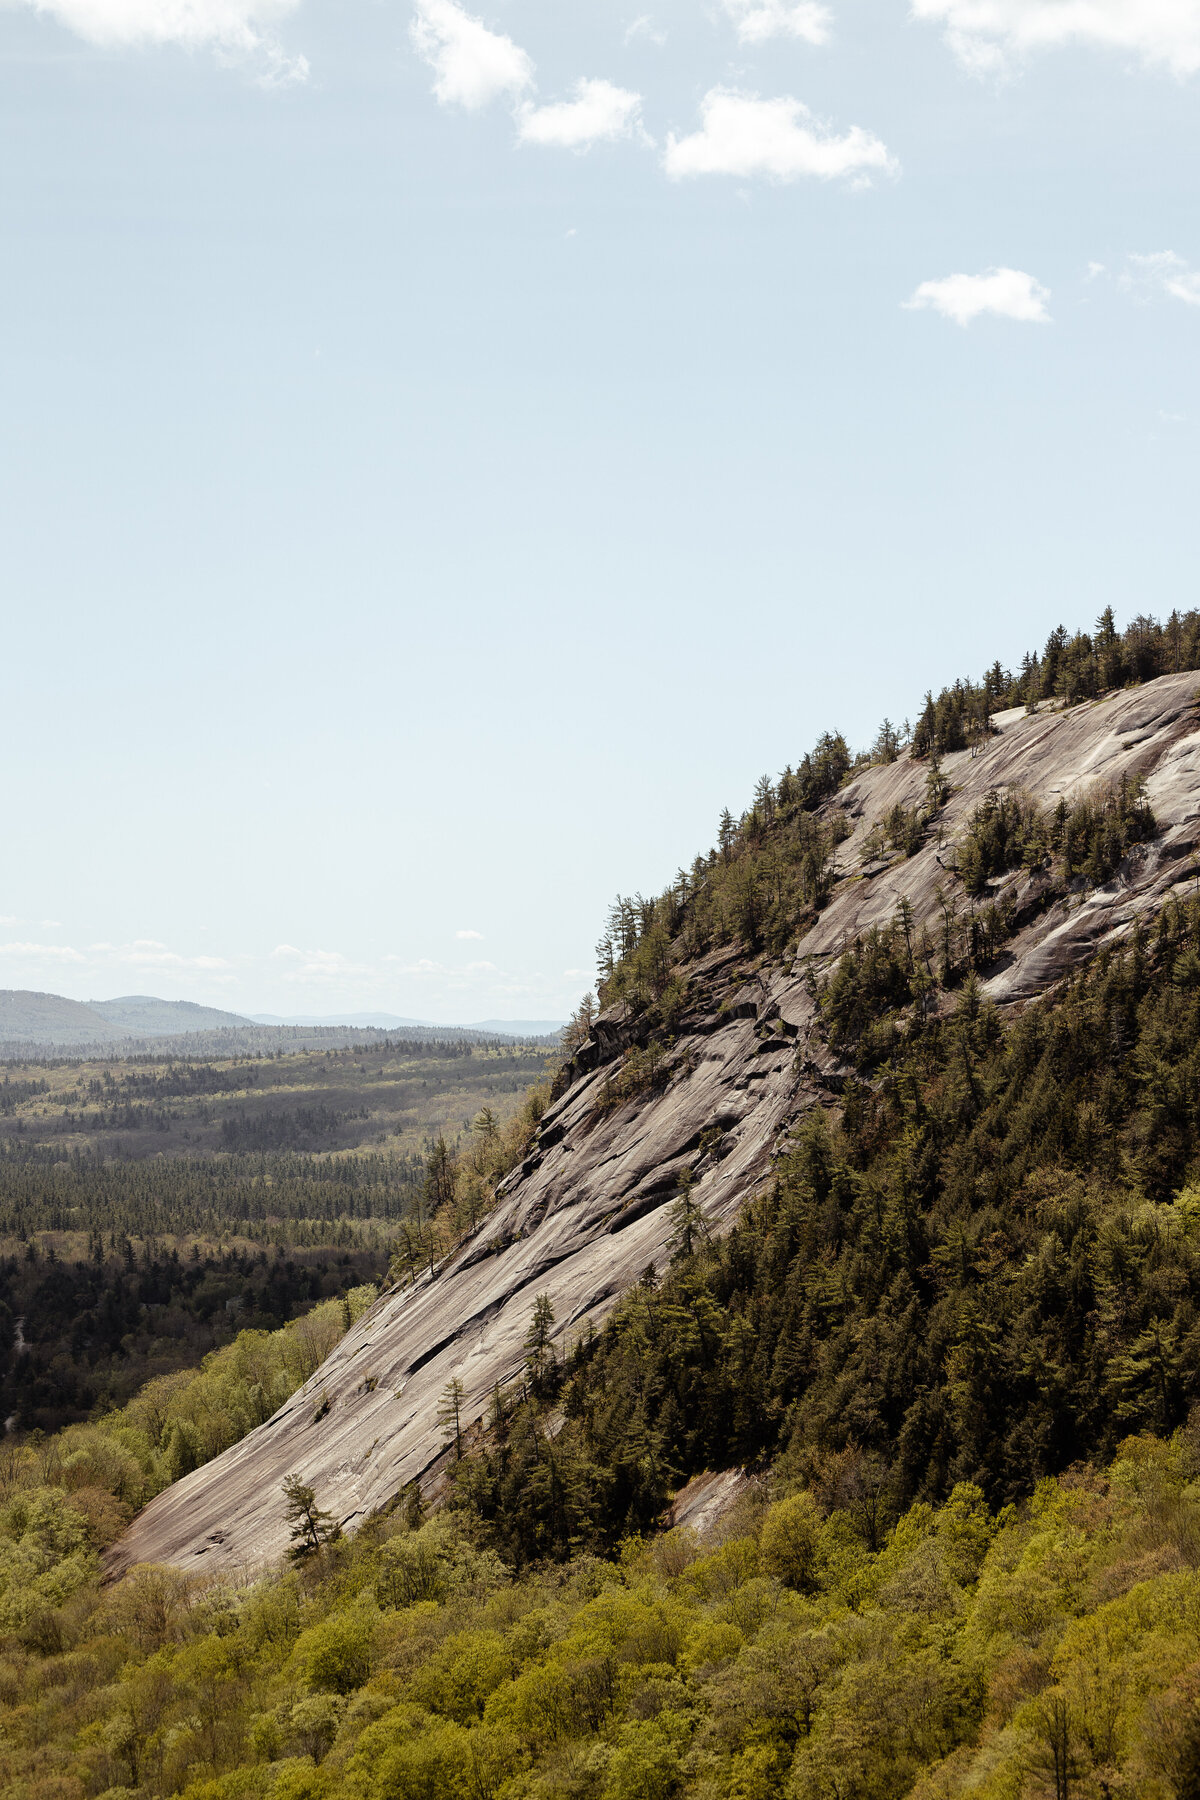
[0,1037,552,1430]
[0,988,124,1045]
[89,993,255,1034]
[112,665,1200,1576]
[0,989,254,1047]
[0,1012,549,1061]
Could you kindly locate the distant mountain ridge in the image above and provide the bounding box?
[251,1012,430,1028]
[0,991,124,1046]
[0,990,255,1047]
[0,989,564,1056]
[90,995,255,1035]
[253,1012,567,1036]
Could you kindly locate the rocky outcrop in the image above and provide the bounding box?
[109,674,1200,1578]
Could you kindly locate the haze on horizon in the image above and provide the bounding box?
[3,0,1199,1022]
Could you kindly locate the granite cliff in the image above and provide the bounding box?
[110,671,1200,1576]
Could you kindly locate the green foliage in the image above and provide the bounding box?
[8,1429,1200,1800]
[589,609,1197,1054]
[912,609,1200,756]
[0,1036,551,1433]
[956,774,1155,897]
[455,896,1200,1567]
[760,1493,822,1593]
[282,1477,342,1566]
[0,1284,374,1636]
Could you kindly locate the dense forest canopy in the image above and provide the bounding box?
[0,1040,554,1431]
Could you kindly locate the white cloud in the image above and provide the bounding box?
[106,939,232,970]
[384,955,443,975]
[0,941,85,962]
[3,0,308,81]
[905,266,1051,324]
[1121,250,1200,305]
[271,944,368,980]
[911,0,1200,78]
[456,928,484,940]
[410,0,534,110]
[517,78,647,149]
[663,88,896,182]
[723,0,831,45]
[0,916,18,927]
[624,14,666,46]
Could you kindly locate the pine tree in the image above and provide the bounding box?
[438,1376,466,1459]
[281,1473,338,1562]
[669,1168,705,1262]
[524,1293,556,1392]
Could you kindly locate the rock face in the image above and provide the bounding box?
[110,674,1200,1578]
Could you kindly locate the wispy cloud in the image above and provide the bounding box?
[518,78,647,149]
[456,929,485,940]
[410,0,534,110]
[912,0,1200,78]
[624,14,666,46]
[103,939,232,970]
[723,0,831,46]
[1,0,309,83]
[271,944,369,981]
[0,941,85,963]
[905,266,1051,325]
[664,89,896,183]
[1121,250,1200,306]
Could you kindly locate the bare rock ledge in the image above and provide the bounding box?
[108,673,1200,1577]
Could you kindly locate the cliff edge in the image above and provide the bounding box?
[109,673,1200,1576]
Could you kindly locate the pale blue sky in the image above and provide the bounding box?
[3,0,1199,1021]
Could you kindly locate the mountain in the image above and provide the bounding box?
[89,995,255,1035]
[113,665,1200,1576]
[0,990,256,1048]
[0,989,125,1045]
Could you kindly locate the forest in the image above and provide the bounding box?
[0,1039,553,1431]
[6,609,1200,1798]
[3,1314,1200,1799]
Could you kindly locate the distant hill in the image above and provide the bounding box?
[468,1019,566,1037]
[253,1012,566,1037]
[0,990,255,1048]
[251,1012,431,1028]
[90,996,255,1036]
[0,991,124,1046]
[0,990,565,1054]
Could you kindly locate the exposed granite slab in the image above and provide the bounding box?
[108,674,1200,1578]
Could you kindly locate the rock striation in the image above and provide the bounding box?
[109,673,1200,1577]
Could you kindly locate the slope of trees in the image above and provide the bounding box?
[458,892,1200,1564]
[4,1399,1200,1800]
[595,609,1200,1005]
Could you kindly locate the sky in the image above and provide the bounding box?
[2,0,1199,1023]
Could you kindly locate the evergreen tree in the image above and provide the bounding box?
[281,1472,338,1561]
